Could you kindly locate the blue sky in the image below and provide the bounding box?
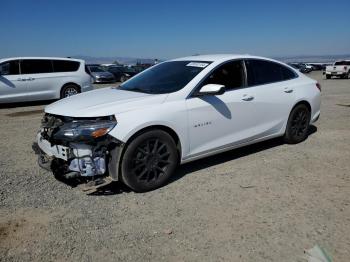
[1,0,349,59]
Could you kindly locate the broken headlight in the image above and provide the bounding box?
[53,119,117,142]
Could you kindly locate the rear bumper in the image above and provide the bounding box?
[326,71,346,76]
[94,78,116,83]
[82,83,94,92]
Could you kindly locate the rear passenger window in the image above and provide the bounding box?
[21,60,53,74]
[0,60,20,75]
[245,59,297,86]
[281,65,297,80]
[52,60,80,72]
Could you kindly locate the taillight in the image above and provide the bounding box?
[316,82,321,91]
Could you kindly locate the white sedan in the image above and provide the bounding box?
[35,54,321,192]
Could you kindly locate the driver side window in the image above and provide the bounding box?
[202,60,245,90]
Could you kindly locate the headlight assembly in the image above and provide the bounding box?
[53,119,117,142]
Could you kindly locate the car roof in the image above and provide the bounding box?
[170,54,278,63]
[0,57,84,63]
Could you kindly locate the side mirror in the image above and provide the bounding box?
[197,84,225,96]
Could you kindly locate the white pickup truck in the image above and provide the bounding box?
[325,60,350,79]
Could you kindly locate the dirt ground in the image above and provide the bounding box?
[0,72,349,261]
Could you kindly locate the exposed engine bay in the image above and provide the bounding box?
[34,113,122,185]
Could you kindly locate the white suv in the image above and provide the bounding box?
[35,54,321,192]
[0,57,93,103]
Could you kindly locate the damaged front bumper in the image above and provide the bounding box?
[34,114,124,181]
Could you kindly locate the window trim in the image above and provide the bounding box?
[244,58,298,87]
[189,59,248,98]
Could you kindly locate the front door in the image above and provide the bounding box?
[186,60,260,157]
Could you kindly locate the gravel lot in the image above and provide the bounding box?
[0,72,349,262]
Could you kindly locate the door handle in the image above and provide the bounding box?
[242,95,254,101]
[284,87,293,93]
[17,78,25,81]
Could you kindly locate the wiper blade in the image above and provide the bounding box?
[120,87,155,94]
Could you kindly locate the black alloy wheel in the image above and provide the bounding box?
[284,104,311,144]
[121,130,178,192]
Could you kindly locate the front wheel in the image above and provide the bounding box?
[120,130,179,192]
[284,104,311,144]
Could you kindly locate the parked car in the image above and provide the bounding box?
[103,65,138,82]
[309,64,324,71]
[325,60,350,79]
[131,64,152,74]
[35,54,321,192]
[300,63,314,71]
[86,64,116,83]
[288,63,312,74]
[0,57,93,103]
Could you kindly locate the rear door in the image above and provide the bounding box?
[0,60,28,103]
[243,59,297,137]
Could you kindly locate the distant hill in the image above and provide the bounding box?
[71,54,350,65]
[72,55,158,65]
[275,54,350,63]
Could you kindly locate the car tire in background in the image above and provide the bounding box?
[283,104,311,144]
[60,84,80,98]
[120,75,128,83]
[326,75,331,79]
[120,130,179,192]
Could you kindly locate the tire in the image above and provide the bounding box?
[326,75,331,79]
[283,104,311,144]
[120,130,179,192]
[60,84,80,98]
[120,75,128,83]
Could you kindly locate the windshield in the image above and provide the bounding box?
[119,61,211,94]
[89,66,105,72]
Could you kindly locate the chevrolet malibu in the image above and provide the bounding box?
[35,54,321,192]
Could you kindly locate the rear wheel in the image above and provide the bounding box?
[284,104,311,144]
[60,84,80,98]
[326,75,331,79]
[120,75,128,83]
[120,130,178,192]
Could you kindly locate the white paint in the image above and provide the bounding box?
[42,54,321,164]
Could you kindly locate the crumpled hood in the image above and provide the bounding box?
[45,88,167,117]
